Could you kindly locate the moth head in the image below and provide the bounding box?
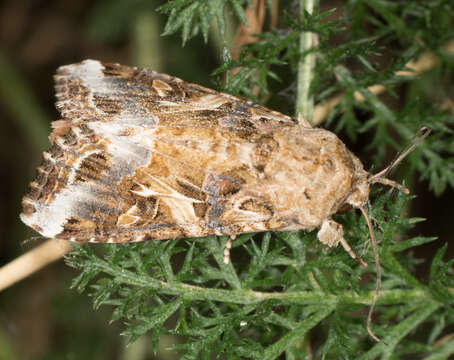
[343,127,430,211]
[341,151,371,210]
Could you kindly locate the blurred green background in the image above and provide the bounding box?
[0,0,452,359]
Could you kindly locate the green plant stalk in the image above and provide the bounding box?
[87,258,435,306]
[295,0,317,123]
[425,339,454,360]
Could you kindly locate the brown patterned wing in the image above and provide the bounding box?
[54,60,296,132]
[20,60,300,243]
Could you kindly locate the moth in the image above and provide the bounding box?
[21,60,429,341]
[20,59,421,265]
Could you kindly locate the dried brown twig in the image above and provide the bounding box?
[229,0,278,97]
[0,239,72,292]
[231,0,268,58]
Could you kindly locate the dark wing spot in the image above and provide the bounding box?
[93,95,123,115]
[202,173,242,197]
[193,203,208,218]
[239,198,273,217]
[102,63,138,78]
[176,179,205,202]
[252,135,278,170]
[74,152,110,183]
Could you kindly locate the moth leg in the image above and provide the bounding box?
[317,219,367,267]
[223,235,236,264]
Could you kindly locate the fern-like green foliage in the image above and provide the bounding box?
[158,0,251,43]
[70,0,454,358]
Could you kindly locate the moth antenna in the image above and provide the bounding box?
[368,126,431,187]
[370,177,410,195]
[358,205,383,343]
[361,128,430,342]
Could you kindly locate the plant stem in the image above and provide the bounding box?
[295,0,318,123]
[93,259,434,306]
[0,239,72,292]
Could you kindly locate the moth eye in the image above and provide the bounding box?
[21,203,36,216]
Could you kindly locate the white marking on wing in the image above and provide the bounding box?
[67,149,102,184]
[20,183,100,238]
[117,205,141,227]
[64,60,158,126]
[132,182,202,204]
[88,121,152,170]
[132,174,201,223]
[159,95,229,112]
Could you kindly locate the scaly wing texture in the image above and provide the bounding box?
[21,60,304,243]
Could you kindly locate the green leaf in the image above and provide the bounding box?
[262,307,334,360]
[390,236,438,253]
[122,298,182,343]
